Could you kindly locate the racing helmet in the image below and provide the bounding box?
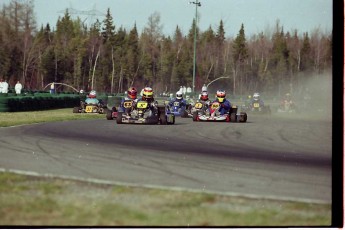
[253,92,260,100]
[79,89,84,94]
[216,90,226,103]
[142,87,154,101]
[127,87,137,99]
[89,90,97,98]
[176,91,183,100]
[200,91,209,101]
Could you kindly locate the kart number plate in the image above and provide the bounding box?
[123,101,132,108]
[137,101,148,109]
[253,103,260,108]
[195,102,203,109]
[85,106,93,113]
[211,103,220,109]
[174,102,180,106]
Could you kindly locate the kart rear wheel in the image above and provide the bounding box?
[99,108,108,114]
[230,113,237,122]
[73,107,80,113]
[239,112,247,122]
[116,112,123,124]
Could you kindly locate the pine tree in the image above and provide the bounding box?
[232,23,248,95]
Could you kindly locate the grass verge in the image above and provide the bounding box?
[0,108,104,127]
[0,109,332,226]
[0,172,331,226]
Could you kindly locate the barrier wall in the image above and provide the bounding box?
[0,92,80,112]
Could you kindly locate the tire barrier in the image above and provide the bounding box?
[0,93,80,112]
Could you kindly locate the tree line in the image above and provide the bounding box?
[0,0,332,97]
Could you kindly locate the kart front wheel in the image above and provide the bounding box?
[116,112,123,124]
[192,112,198,121]
[106,110,113,120]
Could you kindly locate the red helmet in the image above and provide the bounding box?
[216,90,226,103]
[89,90,97,98]
[127,87,137,99]
[200,91,208,101]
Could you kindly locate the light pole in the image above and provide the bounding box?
[190,0,201,93]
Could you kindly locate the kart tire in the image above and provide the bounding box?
[230,113,237,122]
[106,110,113,120]
[168,115,175,125]
[73,107,80,113]
[239,112,247,122]
[192,112,198,121]
[182,110,188,118]
[99,108,108,114]
[160,113,167,125]
[116,112,123,124]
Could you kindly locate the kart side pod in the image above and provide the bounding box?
[229,106,247,122]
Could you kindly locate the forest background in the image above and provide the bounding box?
[0,0,332,98]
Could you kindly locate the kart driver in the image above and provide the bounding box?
[138,86,158,113]
[168,91,187,108]
[85,90,99,105]
[250,92,264,107]
[199,91,211,106]
[119,87,138,112]
[213,90,231,115]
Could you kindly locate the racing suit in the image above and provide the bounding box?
[213,99,231,115]
[85,97,99,105]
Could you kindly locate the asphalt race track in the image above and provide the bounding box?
[0,113,332,204]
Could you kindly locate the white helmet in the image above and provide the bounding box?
[176,91,183,100]
[79,89,84,94]
[253,92,260,100]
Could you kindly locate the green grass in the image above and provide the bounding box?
[0,108,104,127]
[0,109,332,226]
[0,172,331,226]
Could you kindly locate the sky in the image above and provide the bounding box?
[2,0,333,37]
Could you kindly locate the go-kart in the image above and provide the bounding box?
[73,100,108,114]
[167,101,189,118]
[277,100,298,113]
[192,101,247,122]
[242,101,271,114]
[116,100,175,125]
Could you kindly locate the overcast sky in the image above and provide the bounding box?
[2,0,333,37]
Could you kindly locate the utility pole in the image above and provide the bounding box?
[189,1,201,93]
